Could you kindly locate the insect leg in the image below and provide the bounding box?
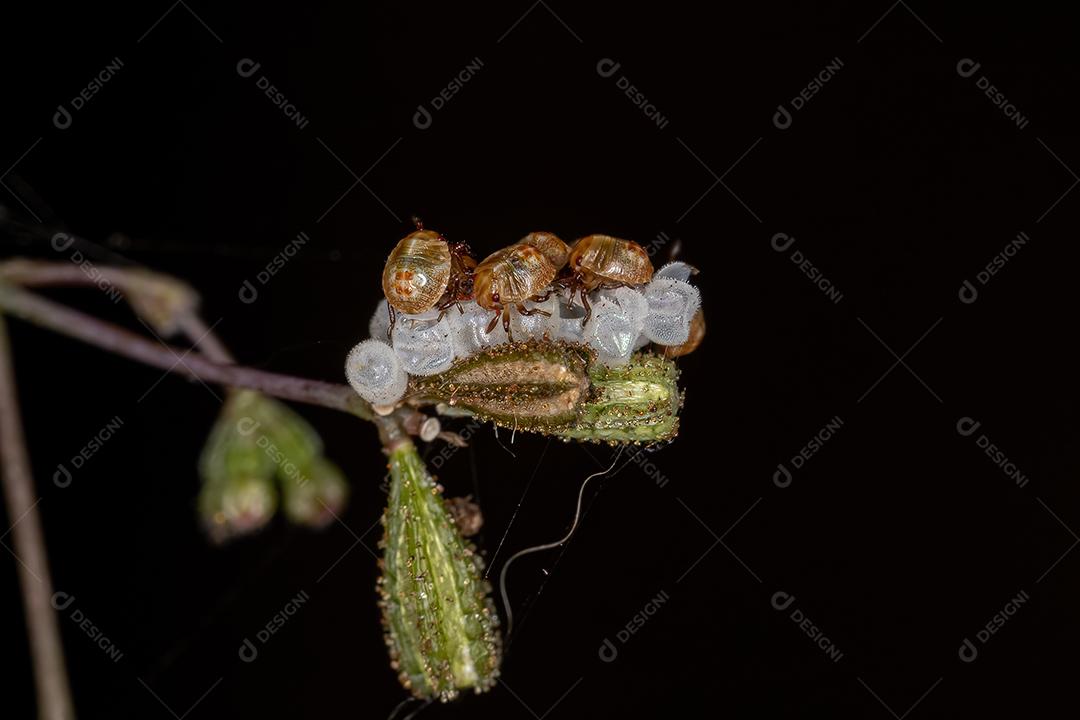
[517,302,551,317]
[484,307,502,334]
[579,287,593,327]
[598,280,629,291]
[435,294,456,322]
[387,303,397,340]
[502,306,513,342]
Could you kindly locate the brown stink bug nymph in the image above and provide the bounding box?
[519,231,570,271]
[381,221,476,334]
[474,239,560,339]
[560,233,654,325]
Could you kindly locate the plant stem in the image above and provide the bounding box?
[175,312,234,364]
[0,258,234,363]
[0,257,168,294]
[0,281,372,420]
[0,315,76,720]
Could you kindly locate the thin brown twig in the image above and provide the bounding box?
[0,315,75,720]
[175,312,234,364]
[0,258,233,363]
[0,281,373,419]
[0,257,169,293]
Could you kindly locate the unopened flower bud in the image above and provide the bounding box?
[198,391,349,541]
[123,271,200,336]
[198,417,277,543]
[281,457,349,528]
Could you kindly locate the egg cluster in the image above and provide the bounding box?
[346,259,700,408]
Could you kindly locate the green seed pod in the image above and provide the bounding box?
[378,440,501,701]
[198,411,278,543]
[280,456,349,528]
[238,391,323,469]
[408,340,592,433]
[414,341,683,444]
[198,391,348,541]
[557,352,682,444]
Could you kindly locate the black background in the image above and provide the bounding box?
[3,2,1080,718]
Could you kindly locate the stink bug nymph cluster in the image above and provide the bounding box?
[381,223,660,340]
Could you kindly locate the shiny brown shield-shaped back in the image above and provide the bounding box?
[473,242,558,310]
[473,241,561,339]
[518,231,570,271]
[381,229,452,315]
[568,234,654,287]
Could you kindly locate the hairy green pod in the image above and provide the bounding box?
[413,341,683,444]
[280,456,349,528]
[409,340,592,433]
[236,390,323,467]
[198,406,278,542]
[198,391,347,541]
[378,441,501,700]
[556,353,682,444]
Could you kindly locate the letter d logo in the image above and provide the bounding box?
[958,279,978,304]
[236,58,261,78]
[53,104,73,130]
[51,591,75,611]
[596,58,621,78]
[51,232,75,252]
[773,104,792,130]
[956,58,981,79]
[771,591,795,611]
[956,416,981,437]
[413,105,433,130]
[54,464,73,488]
[239,638,259,662]
[239,279,259,304]
[236,417,260,436]
[773,463,792,488]
[770,232,795,252]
